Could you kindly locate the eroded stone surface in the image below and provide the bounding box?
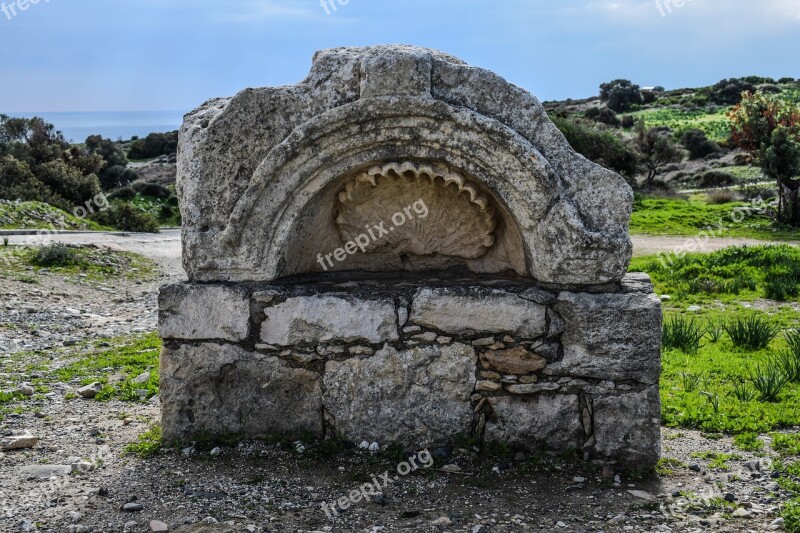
[322,343,477,446]
[593,386,661,467]
[484,394,584,451]
[260,295,398,346]
[160,344,323,441]
[159,284,250,341]
[548,289,662,384]
[410,288,547,338]
[178,45,633,284]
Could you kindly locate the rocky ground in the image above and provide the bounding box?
[0,232,796,532]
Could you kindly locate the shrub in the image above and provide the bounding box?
[641,90,658,104]
[764,269,800,301]
[127,131,178,160]
[707,190,738,205]
[778,77,796,85]
[699,170,735,188]
[109,187,136,201]
[132,181,171,199]
[29,243,79,267]
[758,84,783,95]
[620,115,635,129]
[707,78,756,105]
[725,315,781,350]
[90,203,160,233]
[551,116,639,180]
[663,317,704,354]
[681,129,720,160]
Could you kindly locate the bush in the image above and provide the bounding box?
[641,90,658,104]
[706,78,756,105]
[90,203,160,233]
[128,131,178,160]
[551,116,639,180]
[778,77,796,85]
[699,170,735,188]
[620,115,635,129]
[764,269,800,301]
[586,107,620,127]
[758,84,783,95]
[34,160,101,210]
[707,190,738,204]
[132,181,171,199]
[725,315,781,350]
[681,129,720,160]
[108,187,136,201]
[30,244,79,267]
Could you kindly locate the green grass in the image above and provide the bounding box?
[0,245,157,282]
[126,424,164,457]
[55,333,161,402]
[689,451,742,471]
[0,200,109,231]
[630,196,799,240]
[624,107,732,142]
[632,246,800,434]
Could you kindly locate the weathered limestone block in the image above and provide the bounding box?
[260,295,398,346]
[482,346,547,375]
[592,386,662,467]
[548,285,662,384]
[410,288,547,338]
[160,344,323,441]
[159,284,250,341]
[484,394,584,451]
[322,343,477,446]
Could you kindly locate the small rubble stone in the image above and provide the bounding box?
[77,382,103,398]
[483,347,547,375]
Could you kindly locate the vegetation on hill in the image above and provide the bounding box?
[547,76,800,232]
[0,115,180,231]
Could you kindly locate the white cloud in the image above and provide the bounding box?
[217,0,317,22]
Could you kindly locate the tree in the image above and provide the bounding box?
[681,129,720,160]
[730,92,800,225]
[599,79,644,113]
[85,135,130,190]
[707,78,755,105]
[634,121,685,189]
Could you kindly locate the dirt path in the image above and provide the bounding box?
[6,229,798,266]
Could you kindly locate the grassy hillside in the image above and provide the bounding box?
[0,200,108,231]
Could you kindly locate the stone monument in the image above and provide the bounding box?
[159,45,662,468]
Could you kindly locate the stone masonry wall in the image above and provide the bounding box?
[158,273,662,468]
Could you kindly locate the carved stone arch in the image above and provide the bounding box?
[208,97,585,282]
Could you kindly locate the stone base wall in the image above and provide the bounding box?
[158,274,662,468]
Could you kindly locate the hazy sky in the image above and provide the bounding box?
[1,0,798,112]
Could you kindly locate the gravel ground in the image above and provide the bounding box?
[0,232,796,532]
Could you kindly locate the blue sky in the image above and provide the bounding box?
[0,0,798,112]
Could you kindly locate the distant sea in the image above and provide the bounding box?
[3,111,186,143]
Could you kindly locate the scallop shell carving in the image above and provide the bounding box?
[336,162,497,259]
